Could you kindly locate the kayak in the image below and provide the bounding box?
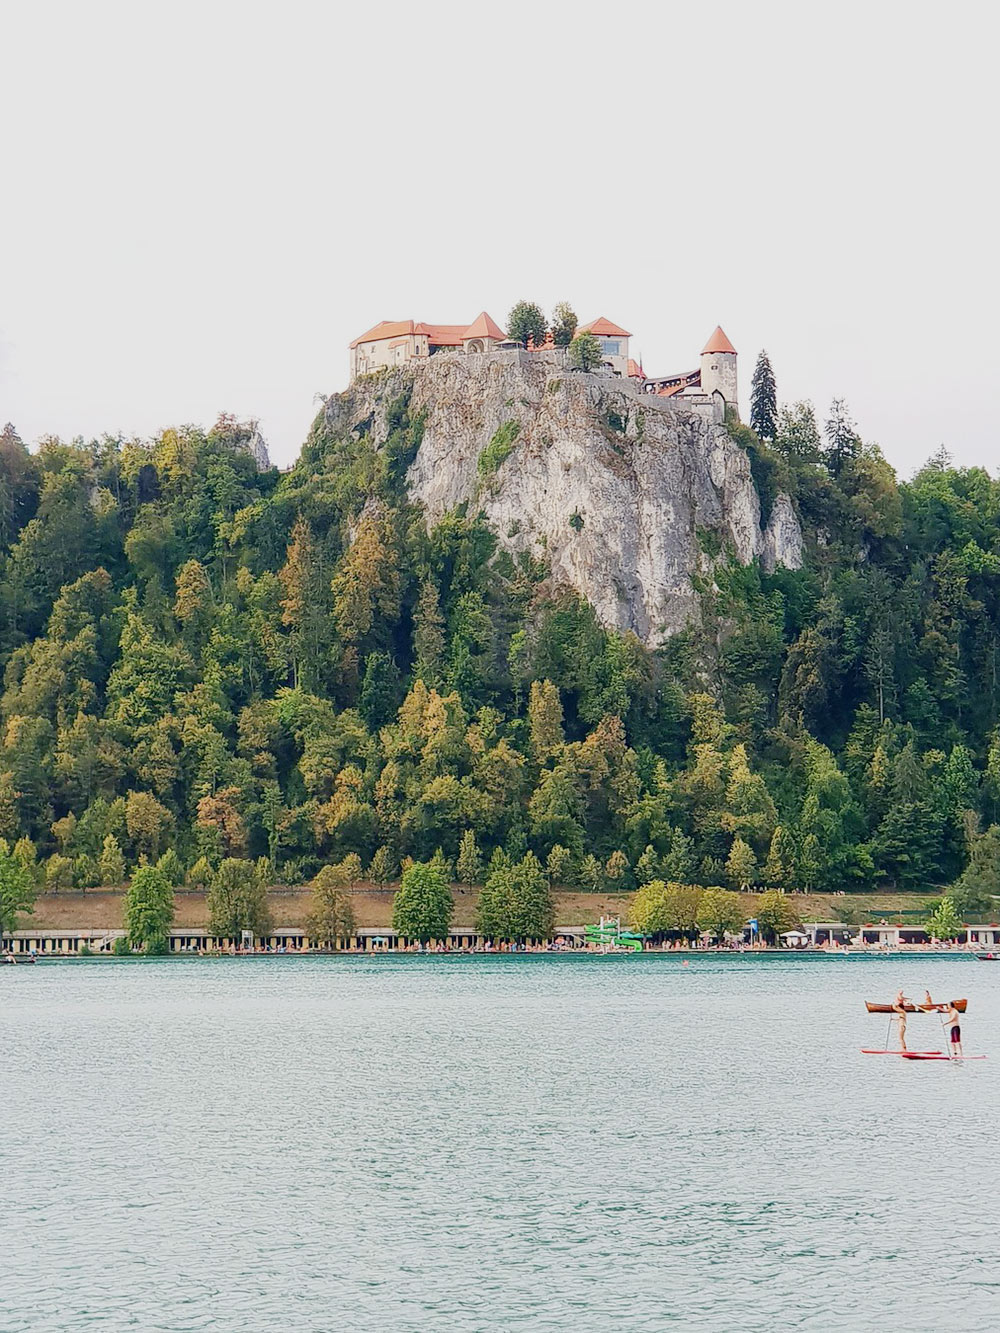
[865,998,966,1014]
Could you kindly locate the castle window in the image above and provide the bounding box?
[600,339,621,356]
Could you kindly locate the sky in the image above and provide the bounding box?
[2,0,996,475]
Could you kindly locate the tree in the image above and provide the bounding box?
[551,302,578,348]
[755,889,801,942]
[696,887,745,939]
[546,843,573,885]
[392,859,453,943]
[99,834,126,886]
[370,844,398,886]
[308,858,358,946]
[156,848,184,887]
[507,301,547,349]
[125,790,173,862]
[206,858,271,941]
[124,865,174,953]
[926,895,963,941]
[628,880,703,936]
[527,679,564,764]
[456,830,484,886]
[580,853,602,890]
[726,837,758,889]
[750,351,778,441]
[569,332,602,372]
[412,580,446,688]
[949,824,1000,916]
[476,851,554,941]
[635,844,661,885]
[824,398,861,476]
[605,849,628,885]
[0,838,36,932]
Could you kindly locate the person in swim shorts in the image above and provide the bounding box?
[942,1002,963,1057]
[893,989,911,1051]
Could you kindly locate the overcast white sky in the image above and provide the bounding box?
[2,0,996,473]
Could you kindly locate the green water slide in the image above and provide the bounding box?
[584,920,646,951]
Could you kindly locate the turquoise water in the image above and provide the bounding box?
[2,953,998,1332]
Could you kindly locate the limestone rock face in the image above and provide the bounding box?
[329,352,803,646]
[761,492,804,575]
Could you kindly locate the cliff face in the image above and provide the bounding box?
[326,351,802,646]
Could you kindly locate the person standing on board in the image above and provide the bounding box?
[942,1002,963,1057]
[892,989,911,1051]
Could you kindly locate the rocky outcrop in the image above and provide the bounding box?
[761,492,804,575]
[327,351,803,646]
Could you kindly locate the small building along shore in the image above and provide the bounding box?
[6,919,1000,956]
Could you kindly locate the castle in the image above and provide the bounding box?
[348,313,738,419]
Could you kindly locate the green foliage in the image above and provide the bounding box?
[308,857,358,945]
[551,303,578,348]
[569,332,603,373]
[507,301,547,349]
[124,865,174,953]
[456,830,484,886]
[629,880,704,935]
[750,351,778,442]
[926,895,963,941]
[0,838,36,931]
[206,858,271,939]
[476,851,554,941]
[156,848,184,888]
[111,935,131,956]
[696,887,745,938]
[370,844,398,886]
[478,420,521,478]
[2,384,1000,912]
[755,890,801,942]
[392,859,453,942]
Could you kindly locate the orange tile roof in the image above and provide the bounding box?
[350,320,417,350]
[701,325,736,355]
[464,311,506,342]
[579,316,632,338]
[627,359,645,379]
[415,323,468,346]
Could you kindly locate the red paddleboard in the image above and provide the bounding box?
[900,1053,986,1061]
[861,1049,942,1056]
[860,1049,986,1061]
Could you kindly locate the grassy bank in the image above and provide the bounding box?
[21,886,944,933]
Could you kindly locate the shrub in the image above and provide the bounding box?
[478,420,520,478]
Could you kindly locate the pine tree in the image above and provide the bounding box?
[750,351,778,441]
[635,844,661,885]
[370,845,398,886]
[99,834,126,886]
[545,843,573,886]
[413,579,446,688]
[726,836,758,889]
[456,830,484,886]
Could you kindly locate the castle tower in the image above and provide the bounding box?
[699,326,738,416]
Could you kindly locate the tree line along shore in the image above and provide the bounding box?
[4,367,1000,939]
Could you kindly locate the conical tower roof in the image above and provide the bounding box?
[464,311,506,341]
[701,326,736,355]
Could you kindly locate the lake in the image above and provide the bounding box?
[2,953,998,1331]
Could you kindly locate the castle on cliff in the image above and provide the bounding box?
[348,314,738,418]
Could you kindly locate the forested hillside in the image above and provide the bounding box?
[1,387,999,909]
